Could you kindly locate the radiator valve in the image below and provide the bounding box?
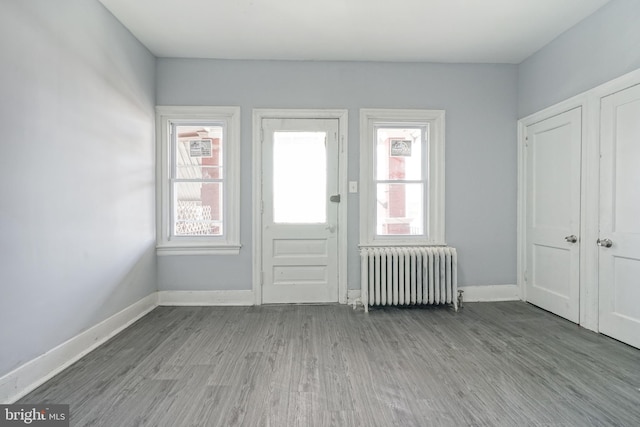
[457,290,464,310]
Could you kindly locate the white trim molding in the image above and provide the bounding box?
[157,290,254,306]
[0,293,158,404]
[252,109,349,306]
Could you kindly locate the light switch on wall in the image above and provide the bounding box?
[349,181,358,193]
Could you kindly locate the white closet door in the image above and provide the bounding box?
[599,84,640,349]
[525,108,582,323]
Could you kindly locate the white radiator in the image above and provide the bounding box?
[359,246,458,312]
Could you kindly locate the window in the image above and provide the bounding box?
[360,109,445,246]
[272,131,327,224]
[156,106,241,255]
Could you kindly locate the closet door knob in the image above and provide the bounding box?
[564,235,578,243]
[597,238,613,248]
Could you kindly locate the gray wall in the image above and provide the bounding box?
[0,0,156,377]
[156,60,518,291]
[518,0,640,118]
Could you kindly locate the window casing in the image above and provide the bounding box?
[360,109,445,246]
[156,106,241,255]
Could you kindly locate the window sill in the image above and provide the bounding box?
[358,241,447,248]
[156,244,242,256]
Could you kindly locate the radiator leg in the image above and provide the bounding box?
[352,296,367,312]
[457,290,464,310]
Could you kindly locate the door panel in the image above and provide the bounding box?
[525,107,581,322]
[599,84,640,348]
[262,118,339,303]
[532,245,571,297]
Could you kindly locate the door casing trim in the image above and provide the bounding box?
[518,95,591,329]
[252,109,349,305]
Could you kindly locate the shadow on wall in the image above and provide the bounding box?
[85,242,158,327]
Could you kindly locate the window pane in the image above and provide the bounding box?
[273,132,327,223]
[376,127,424,180]
[173,182,223,236]
[175,125,223,178]
[376,183,424,235]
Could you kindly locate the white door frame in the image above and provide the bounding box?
[517,67,640,332]
[252,109,349,305]
[517,94,596,330]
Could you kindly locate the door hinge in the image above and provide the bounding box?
[261,200,264,214]
[260,272,264,286]
[260,127,264,142]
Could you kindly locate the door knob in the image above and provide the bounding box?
[329,194,341,203]
[564,235,578,243]
[597,238,613,248]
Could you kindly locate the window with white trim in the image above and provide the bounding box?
[156,106,241,255]
[360,109,445,246]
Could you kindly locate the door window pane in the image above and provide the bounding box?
[376,183,424,235]
[273,132,327,223]
[376,127,424,180]
[173,182,223,236]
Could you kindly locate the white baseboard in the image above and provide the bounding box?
[458,284,520,302]
[157,290,255,306]
[0,293,158,404]
[347,285,521,305]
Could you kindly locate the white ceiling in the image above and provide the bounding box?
[99,0,611,64]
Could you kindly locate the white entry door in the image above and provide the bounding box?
[525,107,582,323]
[599,84,640,349]
[261,118,340,303]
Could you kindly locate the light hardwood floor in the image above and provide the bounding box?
[19,302,640,426]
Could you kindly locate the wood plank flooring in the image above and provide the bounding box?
[19,302,640,426]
